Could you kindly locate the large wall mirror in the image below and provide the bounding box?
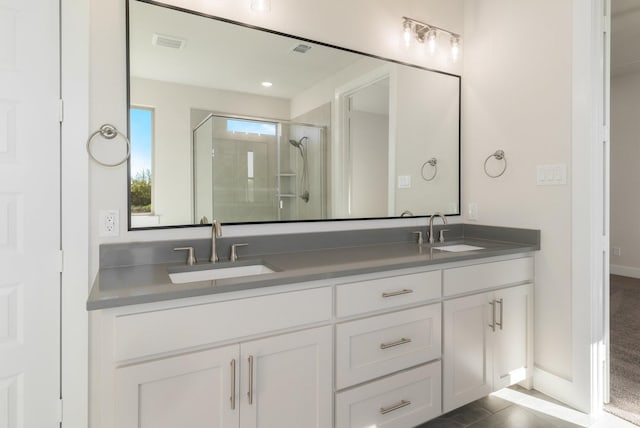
[127,0,461,229]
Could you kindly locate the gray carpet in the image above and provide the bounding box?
[604,275,640,426]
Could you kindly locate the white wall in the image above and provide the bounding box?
[610,71,640,278]
[462,0,573,381]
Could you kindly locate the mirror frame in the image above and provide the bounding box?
[126,0,462,230]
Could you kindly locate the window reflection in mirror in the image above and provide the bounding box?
[129,106,156,228]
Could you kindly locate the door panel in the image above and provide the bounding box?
[0,0,61,426]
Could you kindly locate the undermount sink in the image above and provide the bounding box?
[433,244,485,252]
[169,263,275,284]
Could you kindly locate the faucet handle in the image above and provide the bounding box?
[438,229,450,243]
[412,231,423,246]
[230,243,248,262]
[174,247,197,266]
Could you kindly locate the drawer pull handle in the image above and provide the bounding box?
[380,399,411,415]
[489,300,496,332]
[382,289,413,298]
[248,355,254,405]
[496,298,504,330]
[230,359,236,410]
[380,337,412,349]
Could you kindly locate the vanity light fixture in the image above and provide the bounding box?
[251,0,271,12]
[402,16,461,61]
[402,19,412,47]
[261,81,273,87]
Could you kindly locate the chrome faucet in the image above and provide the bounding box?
[174,247,197,266]
[428,212,448,244]
[210,220,222,263]
[230,243,248,262]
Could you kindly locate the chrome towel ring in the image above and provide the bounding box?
[86,124,131,167]
[421,157,438,181]
[484,150,507,178]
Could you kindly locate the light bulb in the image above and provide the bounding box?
[451,36,460,62]
[403,20,412,47]
[427,30,437,55]
[251,0,270,12]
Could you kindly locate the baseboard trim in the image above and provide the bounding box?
[533,367,589,414]
[610,264,640,279]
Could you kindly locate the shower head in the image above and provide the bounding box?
[288,136,308,148]
[288,139,302,148]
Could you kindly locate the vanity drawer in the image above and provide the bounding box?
[113,287,332,361]
[443,256,534,296]
[335,304,441,389]
[336,270,441,318]
[335,361,441,428]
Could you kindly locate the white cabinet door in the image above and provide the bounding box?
[443,284,534,412]
[240,326,332,428]
[443,292,493,412]
[115,345,240,428]
[493,284,533,390]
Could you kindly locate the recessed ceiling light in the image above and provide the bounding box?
[261,81,273,87]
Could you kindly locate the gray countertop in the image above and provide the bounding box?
[88,224,540,310]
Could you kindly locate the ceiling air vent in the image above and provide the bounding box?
[152,33,186,50]
[291,44,312,54]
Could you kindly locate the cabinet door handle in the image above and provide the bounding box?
[230,359,236,410]
[380,399,411,415]
[247,355,254,405]
[380,337,412,349]
[382,289,413,298]
[489,300,496,332]
[496,298,503,330]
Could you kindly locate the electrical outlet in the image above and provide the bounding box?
[613,247,621,257]
[100,209,119,237]
[468,203,478,221]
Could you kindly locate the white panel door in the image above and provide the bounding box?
[115,345,240,428]
[240,326,332,428]
[0,0,61,427]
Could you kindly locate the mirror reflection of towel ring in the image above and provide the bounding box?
[484,150,507,178]
[86,124,131,167]
[421,157,438,181]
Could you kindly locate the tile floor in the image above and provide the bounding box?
[415,386,637,428]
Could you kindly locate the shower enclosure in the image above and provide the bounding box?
[192,114,325,223]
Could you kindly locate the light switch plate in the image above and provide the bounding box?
[537,164,567,185]
[398,175,411,189]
